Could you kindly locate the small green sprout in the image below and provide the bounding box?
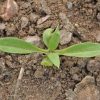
[0,27,100,68]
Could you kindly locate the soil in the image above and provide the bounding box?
[0,0,100,100]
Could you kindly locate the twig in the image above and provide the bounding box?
[14,66,24,100]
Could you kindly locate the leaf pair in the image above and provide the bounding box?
[43,27,60,51]
[42,27,60,67]
[41,53,60,68]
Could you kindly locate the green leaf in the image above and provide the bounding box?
[41,57,53,67]
[47,53,60,68]
[0,37,47,54]
[57,42,100,57]
[48,27,60,50]
[43,28,53,48]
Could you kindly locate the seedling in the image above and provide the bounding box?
[0,27,100,68]
[1,27,100,100]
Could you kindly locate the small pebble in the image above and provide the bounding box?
[29,13,39,23]
[28,27,35,35]
[96,75,100,87]
[21,17,29,28]
[34,67,45,78]
[85,0,92,3]
[37,15,50,25]
[3,71,11,82]
[65,89,77,100]
[72,74,80,81]
[0,0,18,21]
[97,3,100,11]
[24,35,41,46]
[87,60,100,73]
[67,2,73,9]
[97,13,100,21]
[0,23,6,30]
[60,30,72,45]
[40,0,51,14]
[95,30,100,42]
[21,2,31,9]
[25,70,31,75]
[70,67,80,75]
[59,13,74,32]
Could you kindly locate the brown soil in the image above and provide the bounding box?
[0,0,100,100]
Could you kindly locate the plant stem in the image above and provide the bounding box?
[14,66,24,100]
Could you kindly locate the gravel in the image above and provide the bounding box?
[60,29,72,45]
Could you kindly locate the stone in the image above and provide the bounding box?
[0,58,6,73]
[59,13,74,32]
[60,73,66,78]
[77,59,88,68]
[96,75,100,89]
[70,67,80,75]
[85,0,92,3]
[60,30,72,45]
[97,13,100,21]
[0,0,18,21]
[95,30,100,42]
[37,15,50,25]
[40,0,51,14]
[34,67,45,78]
[29,13,39,23]
[74,76,100,100]
[65,89,77,100]
[28,27,35,35]
[2,71,11,82]
[6,24,16,35]
[0,23,6,30]
[97,1,100,11]
[25,70,31,75]
[21,17,29,29]
[21,2,31,9]
[87,60,100,73]
[67,2,73,9]
[72,74,81,81]
[24,35,41,47]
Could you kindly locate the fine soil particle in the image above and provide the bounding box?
[0,0,100,100]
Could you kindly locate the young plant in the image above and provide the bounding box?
[0,27,100,68]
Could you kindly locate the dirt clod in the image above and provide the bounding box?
[74,76,100,100]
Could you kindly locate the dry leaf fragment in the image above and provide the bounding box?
[0,0,18,21]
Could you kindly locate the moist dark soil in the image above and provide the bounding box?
[0,0,100,100]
